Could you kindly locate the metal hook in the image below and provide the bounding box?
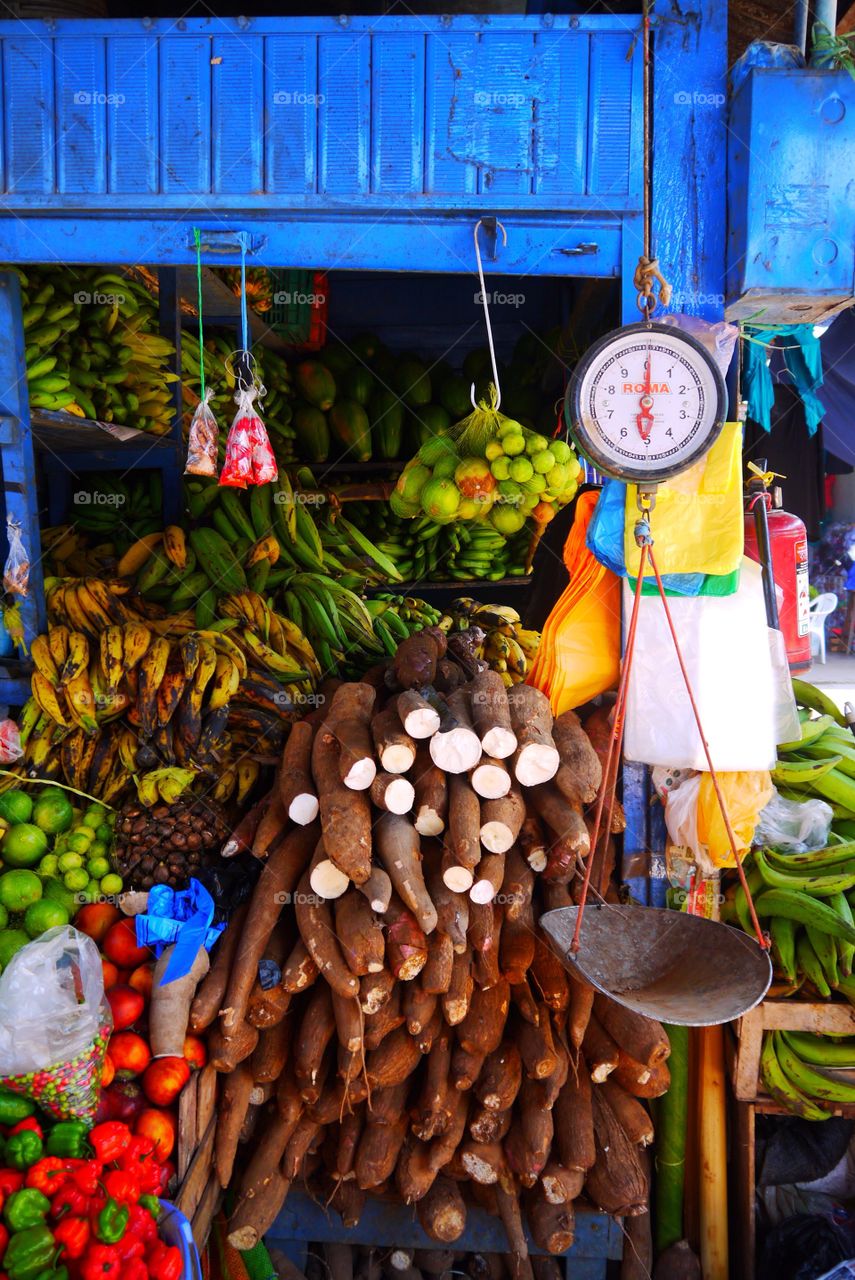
[471,216,508,410]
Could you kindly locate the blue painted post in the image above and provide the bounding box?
[0,271,46,656]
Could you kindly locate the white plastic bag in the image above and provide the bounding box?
[769,627,801,746]
[754,789,833,853]
[0,927,112,1120]
[624,557,777,770]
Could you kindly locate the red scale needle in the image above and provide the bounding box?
[636,351,654,442]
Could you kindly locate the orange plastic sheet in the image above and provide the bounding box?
[528,490,620,712]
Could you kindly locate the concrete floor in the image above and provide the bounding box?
[808,651,855,713]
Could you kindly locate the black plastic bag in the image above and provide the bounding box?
[759,1213,849,1280]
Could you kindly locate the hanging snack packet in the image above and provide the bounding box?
[185,388,220,477]
[247,399,278,485]
[219,386,256,489]
[3,517,29,597]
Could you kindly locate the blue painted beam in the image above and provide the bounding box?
[267,1192,623,1262]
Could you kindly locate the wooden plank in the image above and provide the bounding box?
[191,1173,222,1251]
[176,1115,216,1222]
[195,1066,218,1146]
[731,999,855,1100]
[732,1101,755,1280]
[177,1072,199,1182]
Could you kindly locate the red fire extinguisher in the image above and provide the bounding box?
[743,461,811,672]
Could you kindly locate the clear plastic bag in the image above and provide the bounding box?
[0,719,22,763]
[0,926,112,1121]
[754,789,833,853]
[220,385,277,488]
[184,388,219,478]
[3,517,28,597]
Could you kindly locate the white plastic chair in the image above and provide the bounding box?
[809,592,838,664]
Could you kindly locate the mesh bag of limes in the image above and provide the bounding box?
[391,387,581,534]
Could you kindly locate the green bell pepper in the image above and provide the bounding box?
[34,1268,68,1280]
[0,1091,36,1126]
[4,1225,56,1280]
[5,1132,43,1171]
[4,1189,50,1232]
[46,1121,89,1160]
[137,1195,161,1220]
[95,1199,128,1245]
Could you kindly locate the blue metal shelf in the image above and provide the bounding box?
[268,1191,621,1280]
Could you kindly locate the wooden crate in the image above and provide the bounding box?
[175,1065,221,1248]
[729,997,855,1101]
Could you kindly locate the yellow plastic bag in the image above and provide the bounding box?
[696,769,773,869]
[624,421,744,579]
[529,491,620,712]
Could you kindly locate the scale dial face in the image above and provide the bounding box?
[566,322,727,483]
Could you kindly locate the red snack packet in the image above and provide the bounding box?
[247,407,278,485]
[220,385,278,487]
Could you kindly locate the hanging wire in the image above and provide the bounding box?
[471,217,507,409]
[192,228,207,401]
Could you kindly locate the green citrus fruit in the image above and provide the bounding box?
[24,898,69,938]
[431,455,459,481]
[63,869,89,892]
[485,440,504,462]
[545,463,569,492]
[501,434,526,457]
[68,834,91,855]
[100,874,123,896]
[0,792,33,825]
[525,433,550,456]
[399,463,432,504]
[86,857,110,880]
[1,824,49,868]
[454,458,496,501]
[508,457,534,483]
[57,852,83,873]
[0,906,9,931]
[0,869,42,912]
[533,448,557,474]
[549,439,572,464]
[490,457,511,481]
[420,477,460,520]
[490,505,527,535]
[96,824,113,843]
[498,416,526,438]
[497,480,523,505]
[32,789,74,835]
[43,878,78,915]
[0,929,30,968]
[37,854,59,879]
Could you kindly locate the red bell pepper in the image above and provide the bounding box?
[88,1126,130,1165]
[126,1205,156,1247]
[71,1163,102,1198]
[118,1137,154,1168]
[51,1184,89,1221]
[25,1159,67,1195]
[80,1244,122,1280]
[0,1224,8,1262]
[146,1242,182,1280]
[0,1175,22,1200]
[8,1121,42,1141]
[100,1172,138,1207]
[54,1218,91,1261]
[115,1236,144,1263]
[122,1260,147,1280]
[156,1161,175,1194]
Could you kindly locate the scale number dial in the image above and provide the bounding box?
[566,323,727,483]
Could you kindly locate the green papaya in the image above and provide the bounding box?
[328,399,372,461]
[350,333,381,363]
[437,373,471,420]
[394,357,431,407]
[317,344,355,378]
[411,403,451,446]
[342,366,375,406]
[293,402,330,463]
[295,361,336,411]
[369,388,405,459]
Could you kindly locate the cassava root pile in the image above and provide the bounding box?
[196,636,656,1268]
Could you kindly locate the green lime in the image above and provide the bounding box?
[0,906,9,931]
[58,852,83,873]
[63,869,89,892]
[96,824,112,843]
[0,869,42,913]
[498,417,526,438]
[0,792,33,825]
[68,834,91,855]
[490,505,527,535]
[520,491,541,511]
[485,440,504,462]
[497,480,523,505]
[545,463,569,491]
[522,473,547,494]
[490,457,511,481]
[1,824,49,868]
[88,841,106,858]
[533,448,557,475]
[100,873,123,896]
[43,878,78,915]
[549,439,572,464]
[525,433,550,456]
[37,854,59,878]
[502,434,526,457]
[74,825,97,842]
[86,857,110,880]
[0,929,30,968]
[24,898,69,939]
[431,455,459,481]
[84,806,106,828]
[508,457,534,483]
[32,789,74,835]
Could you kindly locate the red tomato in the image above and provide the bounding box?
[134,1108,176,1161]
[75,902,122,944]
[101,1055,116,1089]
[182,1035,207,1071]
[127,964,154,1002]
[102,919,151,969]
[107,985,145,1031]
[107,1031,151,1078]
[142,1057,190,1107]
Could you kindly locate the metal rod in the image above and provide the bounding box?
[794,0,809,53]
[748,459,781,630]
